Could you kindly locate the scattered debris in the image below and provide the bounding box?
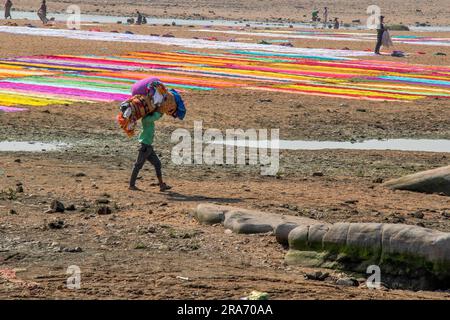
[246,290,269,300]
[387,213,406,224]
[410,211,425,219]
[96,198,110,205]
[66,204,76,211]
[48,220,65,230]
[135,243,147,250]
[97,206,112,215]
[0,268,40,289]
[15,183,24,193]
[0,188,17,200]
[336,278,359,287]
[312,172,324,177]
[391,50,406,57]
[304,271,330,281]
[50,200,65,213]
[63,247,83,253]
[373,178,384,184]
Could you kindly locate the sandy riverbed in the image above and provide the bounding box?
[0,19,449,299]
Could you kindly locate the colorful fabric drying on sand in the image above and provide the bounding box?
[0,26,370,58]
[0,50,449,108]
[195,29,450,47]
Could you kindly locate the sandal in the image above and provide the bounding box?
[159,183,172,192]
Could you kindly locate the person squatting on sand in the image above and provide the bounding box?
[37,0,48,24]
[120,78,186,192]
[311,9,319,22]
[136,10,143,25]
[4,0,12,19]
[334,18,340,29]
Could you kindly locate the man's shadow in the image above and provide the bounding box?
[164,191,243,204]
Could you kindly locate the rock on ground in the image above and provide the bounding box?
[383,165,450,196]
[195,203,450,290]
[195,203,319,234]
[287,222,450,289]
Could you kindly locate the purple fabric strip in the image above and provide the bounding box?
[4,58,132,72]
[0,106,29,112]
[0,81,130,101]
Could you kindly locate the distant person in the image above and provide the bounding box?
[312,9,319,22]
[323,7,328,28]
[374,15,386,54]
[334,17,340,29]
[37,0,48,24]
[136,10,143,25]
[4,0,13,19]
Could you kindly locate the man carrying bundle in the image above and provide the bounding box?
[121,78,186,192]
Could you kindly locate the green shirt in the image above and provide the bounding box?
[138,112,162,145]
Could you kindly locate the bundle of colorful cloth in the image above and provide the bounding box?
[117,80,186,137]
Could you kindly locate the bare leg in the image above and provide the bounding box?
[145,146,172,191]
